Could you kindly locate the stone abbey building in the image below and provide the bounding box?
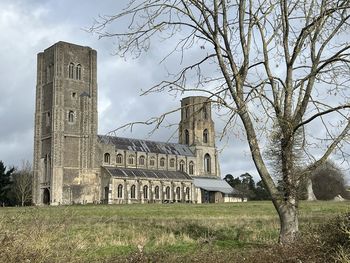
[32,41,238,205]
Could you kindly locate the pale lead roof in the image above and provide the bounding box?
[103,167,193,181]
[98,135,195,157]
[193,177,241,195]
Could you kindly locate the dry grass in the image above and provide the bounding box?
[0,201,349,262]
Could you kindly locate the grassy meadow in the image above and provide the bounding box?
[1,201,349,262]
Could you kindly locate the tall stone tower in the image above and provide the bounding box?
[33,42,100,205]
[179,96,220,177]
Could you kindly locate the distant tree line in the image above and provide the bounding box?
[225,161,349,201]
[0,160,32,206]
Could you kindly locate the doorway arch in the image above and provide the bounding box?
[43,188,50,205]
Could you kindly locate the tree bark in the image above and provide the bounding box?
[278,203,299,244]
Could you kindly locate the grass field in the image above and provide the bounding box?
[1,201,349,262]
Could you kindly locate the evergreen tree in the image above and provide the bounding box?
[0,161,15,206]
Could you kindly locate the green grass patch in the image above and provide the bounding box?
[0,201,349,262]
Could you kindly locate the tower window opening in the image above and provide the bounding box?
[203,129,209,144]
[68,111,74,123]
[203,104,208,119]
[76,64,82,80]
[68,63,74,79]
[46,112,51,127]
[204,153,211,173]
[185,129,189,145]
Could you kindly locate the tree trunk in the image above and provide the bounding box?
[278,203,299,244]
[306,179,317,201]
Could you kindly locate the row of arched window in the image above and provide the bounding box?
[68,63,82,80]
[104,153,212,174]
[104,153,196,175]
[184,129,209,144]
[116,184,190,200]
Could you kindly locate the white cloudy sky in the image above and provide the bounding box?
[0,0,256,178]
[0,0,348,183]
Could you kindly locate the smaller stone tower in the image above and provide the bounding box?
[179,96,220,177]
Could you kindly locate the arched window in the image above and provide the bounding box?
[204,153,211,173]
[165,186,170,200]
[203,129,208,143]
[189,161,194,175]
[128,155,135,165]
[154,186,160,199]
[203,104,208,119]
[176,187,181,200]
[149,157,155,166]
[131,185,136,199]
[76,64,82,80]
[143,185,148,199]
[104,153,110,164]
[139,156,145,166]
[68,63,74,79]
[179,160,185,172]
[185,187,190,200]
[160,157,165,167]
[169,158,175,168]
[117,184,123,198]
[116,154,123,164]
[185,129,189,145]
[68,111,74,123]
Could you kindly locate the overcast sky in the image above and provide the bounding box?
[0,0,348,183]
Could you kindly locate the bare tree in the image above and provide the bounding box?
[12,161,32,206]
[89,0,350,244]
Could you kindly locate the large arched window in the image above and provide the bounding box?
[176,187,181,200]
[139,156,145,166]
[179,160,185,172]
[116,154,123,164]
[189,161,194,175]
[128,155,135,165]
[154,186,160,199]
[204,153,211,173]
[160,157,165,167]
[185,129,189,145]
[131,185,136,199]
[68,63,74,79]
[68,111,74,123]
[203,129,209,143]
[117,184,123,198]
[185,187,190,200]
[169,158,175,168]
[143,185,148,199]
[165,186,170,200]
[104,153,110,164]
[76,64,82,80]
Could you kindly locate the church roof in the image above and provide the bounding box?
[193,177,241,195]
[103,166,193,181]
[98,135,195,156]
